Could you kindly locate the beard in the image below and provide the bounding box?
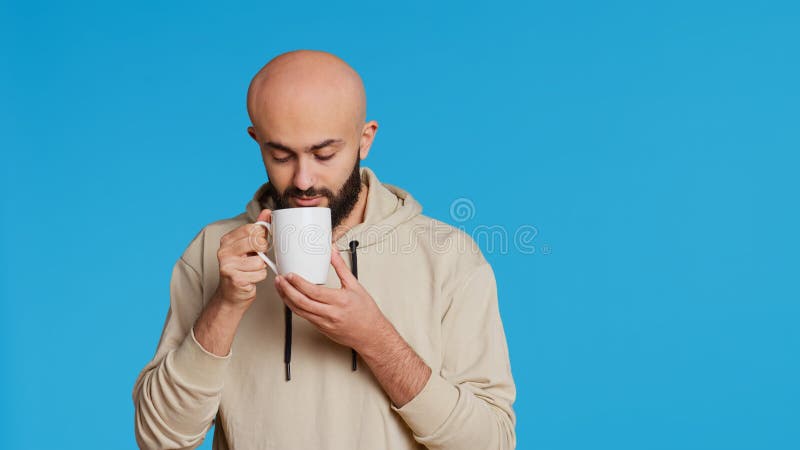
[269,154,363,228]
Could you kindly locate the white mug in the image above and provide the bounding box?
[253,207,332,285]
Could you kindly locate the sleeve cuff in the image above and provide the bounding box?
[391,372,459,438]
[168,327,232,389]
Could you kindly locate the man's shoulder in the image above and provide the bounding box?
[397,213,496,302]
[202,211,251,238]
[401,213,488,269]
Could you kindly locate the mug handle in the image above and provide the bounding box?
[253,221,278,276]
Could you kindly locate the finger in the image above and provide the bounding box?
[222,221,263,244]
[275,281,328,328]
[220,255,266,275]
[275,275,332,318]
[237,255,268,272]
[246,268,269,282]
[330,249,358,289]
[284,272,335,304]
[220,211,272,247]
[284,300,328,330]
[275,279,331,328]
[229,269,268,287]
[256,209,272,223]
[224,229,269,256]
[246,221,272,253]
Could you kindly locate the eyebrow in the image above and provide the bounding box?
[263,138,344,153]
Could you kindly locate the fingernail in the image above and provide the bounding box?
[275,275,282,283]
[286,273,293,281]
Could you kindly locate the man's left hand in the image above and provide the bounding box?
[274,248,390,354]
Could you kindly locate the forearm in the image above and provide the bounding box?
[358,319,432,408]
[134,302,233,449]
[357,321,514,450]
[133,231,257,448]
[193,293,249,356]
[383,262,516,449]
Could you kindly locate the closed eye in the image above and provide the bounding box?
[271,152,335,163]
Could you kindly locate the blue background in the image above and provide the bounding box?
[2,1,798,449]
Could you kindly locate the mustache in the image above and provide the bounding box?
[283,186,334,199]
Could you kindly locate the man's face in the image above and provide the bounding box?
[246,54,376,228]
[267,147,363,228]
[248,113,365,228]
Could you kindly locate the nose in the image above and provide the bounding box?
[292,159,315,192]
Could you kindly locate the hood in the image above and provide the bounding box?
[244,166,423,252]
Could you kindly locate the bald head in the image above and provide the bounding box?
[246,51,378,227]
[246,50,367,137]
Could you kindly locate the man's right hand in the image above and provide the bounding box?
[193,209,273,357]
[213,209,272,308]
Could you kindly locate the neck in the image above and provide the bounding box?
[333,181,368,242]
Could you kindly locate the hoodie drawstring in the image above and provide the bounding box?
[284,239,360,381]
[284,304,292,381]
[349,240,360,372]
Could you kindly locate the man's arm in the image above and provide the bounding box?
[357,319,433,408]
[133,210,272,449]
[193,293,249,356]
[132,254,232,450]
[278,252,516,450]
[387,262,516,450]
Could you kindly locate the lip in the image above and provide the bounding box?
[292,195,324,206]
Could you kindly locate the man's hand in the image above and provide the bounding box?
[273,247,391,353]
[193,209,273,357]
[214,208,272,308]
[274,248,432,407]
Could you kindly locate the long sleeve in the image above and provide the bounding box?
[391,262,517,449]
[132,248,230,450]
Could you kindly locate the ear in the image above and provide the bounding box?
[358,120,378,160]
[247,126,259,142]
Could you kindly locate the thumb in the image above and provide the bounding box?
[331,248,357,289]
[256,208,272,223]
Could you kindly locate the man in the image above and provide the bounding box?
[133,50,516,449]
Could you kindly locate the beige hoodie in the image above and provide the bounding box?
[132,167,516,449]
